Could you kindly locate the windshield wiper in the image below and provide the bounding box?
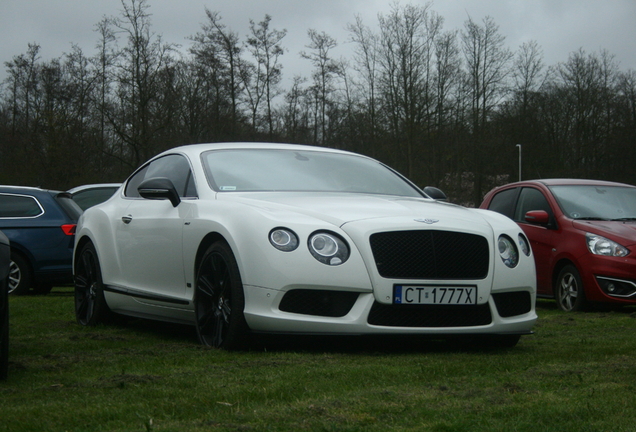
[574,217,610,221]
[609,217,636,222]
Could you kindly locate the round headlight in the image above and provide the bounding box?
[518,233,531,256]
[269,228,299,252]
[308,231,350,265]
[498,235,519,268]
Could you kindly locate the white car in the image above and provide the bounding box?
[73,143,537,349]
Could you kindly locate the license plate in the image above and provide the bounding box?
[393,285,477,305]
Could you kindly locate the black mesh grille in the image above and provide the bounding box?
[279,290,359,317]
[368,302,492,327]
[370,230,489,279]
[492,291,532,317]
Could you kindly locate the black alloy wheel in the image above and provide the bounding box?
[74,242,111,326]
[194,241,248,349]
[555,264,587,312]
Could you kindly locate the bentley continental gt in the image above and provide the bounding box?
[73,143,537,349]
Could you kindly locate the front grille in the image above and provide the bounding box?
[368,302,492,327]
[370,230,490,279]
[492,291,532,317]
[279,289,359,317]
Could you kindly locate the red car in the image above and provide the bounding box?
[480,179,636,311]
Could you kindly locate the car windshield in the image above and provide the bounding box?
[201,149,423,197]
[550,185,636,220]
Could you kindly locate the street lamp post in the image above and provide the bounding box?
[516,144,522,182]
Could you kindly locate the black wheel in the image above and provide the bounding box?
[74,242,111,326]
[555,264,587,312]
[8,253,32,295]
[0,275,8,380]
[194,241,249,349]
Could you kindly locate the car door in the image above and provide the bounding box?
[116,154,197,299]
[512,187,559,295]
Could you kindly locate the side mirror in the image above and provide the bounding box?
[525,210,550,225]
[423,186,448,201]
[138,177,181,207]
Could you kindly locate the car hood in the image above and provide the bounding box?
[572,220,636,246]
[220,192,497,232]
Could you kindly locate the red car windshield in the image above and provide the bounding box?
[550,185,636,221]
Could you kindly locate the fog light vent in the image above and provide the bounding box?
[596,277,636,298]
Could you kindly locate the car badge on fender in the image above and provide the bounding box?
[414,218,439,224]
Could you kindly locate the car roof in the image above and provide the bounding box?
[67,183,122,194]
[498,178,636,189]
[160,142,360,159]
[0,185,63,195]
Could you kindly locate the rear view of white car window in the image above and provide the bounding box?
[202,149,422,197]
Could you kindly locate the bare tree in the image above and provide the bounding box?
[190,9,244,135]
[301,29,340,145]
[244,14,286,138]
[348,15,380,156]
[93,17,118,155]
[461,15,513,203]
[108,0,176,168]
[376,2,442,178]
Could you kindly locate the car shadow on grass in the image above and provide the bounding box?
[109,316,525,354]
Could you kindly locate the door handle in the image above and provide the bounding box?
[122,215,132,224]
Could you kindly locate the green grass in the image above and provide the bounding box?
[2,288,636,431]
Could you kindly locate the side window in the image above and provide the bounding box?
[487,188,518,218]
[0,194,44,218]
[514,187,552,221]
[124,165,149,198]
[124,155,197,198]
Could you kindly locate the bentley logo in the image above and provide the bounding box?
[415,218,439,224]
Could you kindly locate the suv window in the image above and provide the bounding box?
[514,187,553,221]
[487,187,518,218]
[125,154,197,199]
[54,193,83,220]
[0,194,44,218]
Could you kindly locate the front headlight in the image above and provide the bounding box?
[586,233,629,257]
[498,235,519,268]
[308,231,350,265]
[518,233,531,256]
[269,228,299,252]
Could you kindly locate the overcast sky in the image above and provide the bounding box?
[1,0,636,85]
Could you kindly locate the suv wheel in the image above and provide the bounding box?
[8,253,32,295]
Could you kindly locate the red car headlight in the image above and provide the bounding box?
[586,233,629,257]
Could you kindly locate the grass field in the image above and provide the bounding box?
[2,287,636,431]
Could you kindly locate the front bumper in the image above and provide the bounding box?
[243,284,537,336]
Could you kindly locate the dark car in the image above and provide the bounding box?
[67,183,121,211]
[480,179,636,311]
[0,230,9,380]
[0,186,82,295]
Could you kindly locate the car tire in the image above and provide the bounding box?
[555,264,587,312]
[74,242,112,326]
[194,241,249,349]
[0,276,8,380]
[8,253,32,295]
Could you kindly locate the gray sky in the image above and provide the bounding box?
[1,0,636,84]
